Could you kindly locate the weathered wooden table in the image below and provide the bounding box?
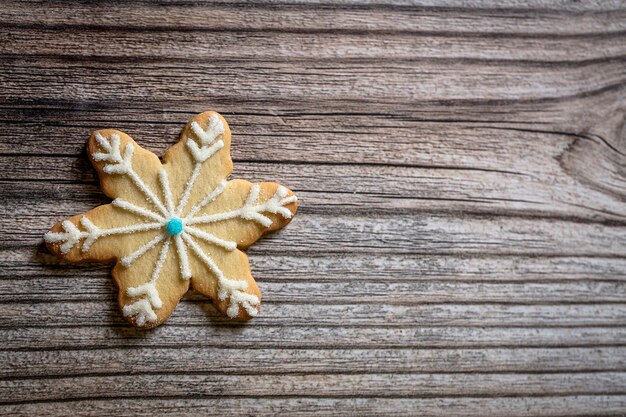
[1,1,625,415]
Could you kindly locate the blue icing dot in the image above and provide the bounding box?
[166,218,184,235]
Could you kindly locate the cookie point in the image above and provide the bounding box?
[166,218,184,235]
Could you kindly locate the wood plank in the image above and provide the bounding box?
[2,79,624,127]
[2,372,625,403]
[2,84,623,158]
[1,111,619,161]
[2,1,624,34]
[2,300,625,327]
[2,277,624,304]
[3,395,626,417]
[4,27,626,62]
[3,326,625,350]
[2,347,625,379]
[3,58,625,105]
[4,250,626,282]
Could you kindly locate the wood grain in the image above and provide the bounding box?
[4,396,626,417]
[0,0,625,415]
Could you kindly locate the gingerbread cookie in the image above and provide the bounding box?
[44,111,298,328]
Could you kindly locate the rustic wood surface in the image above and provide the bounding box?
[1,0,626,415]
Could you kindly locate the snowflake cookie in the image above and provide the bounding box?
[44,111,298,328]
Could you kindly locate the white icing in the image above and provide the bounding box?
[104,144,133,175]
[217,276,248,299]
[186,185,297,227]
[181,232,224,278]
[93,133,125,168]
[175,163,201,216]
[95,221,163,236]
[122,298,157,327]
[186,139,224,164]
[120,233,166,268]
[85,221,162,253]
[126,282,163,309]
[227,290,259,318]
[192,114,225,146]
[174,234,192,280]
[48,117,296,324]
[158,169,175,215]
[185,179,227,220]
[112,198,165,222]
[150,237,171,283]
[44,220,82,254]
[79,217,100,252]
[185,226,237,251]
[127,169,169,216]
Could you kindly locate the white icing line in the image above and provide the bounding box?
[127,169,169,216]
[174,234,192,280]
[122,299,157,327]
[85,221,164,253]
[191,114,225,146]
[122,233,171,327]
[102,142,134,175]
[175,163,201,216]
[126,282,162,309]
[158,169,175,216]
[93,133,120,161]
[185,179,227,220]
[93,134,133,175]
[181,232,224,279]
[186,185,297,228]
[216,275,248,299]
[112,199,165,222]
[185,209,240,225]
[150,237,171,284]
[120,233,166,268]
[98,222,163,237]
[84,221,164,253]
[79,217,100,252]
[186,139,224,163]
[227,290,259,318]
[240,184,272,226]
[94,132,112,152]
[44,220,83,254]
[184,226,237,251]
